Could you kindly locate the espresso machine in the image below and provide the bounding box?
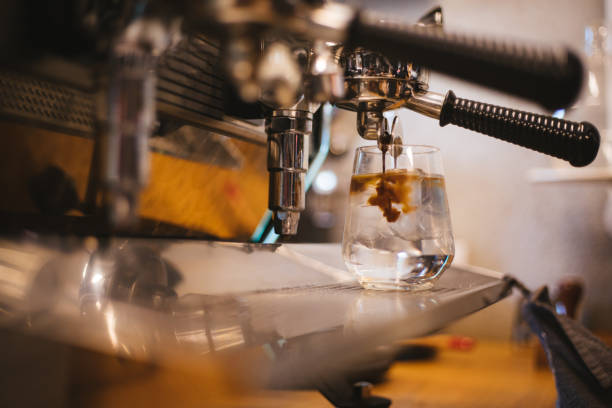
[0,0,600,240]
[0,2,604,406]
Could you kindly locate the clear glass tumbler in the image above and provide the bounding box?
[342,145,454,290]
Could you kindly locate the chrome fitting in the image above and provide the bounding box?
[267,110,312,235]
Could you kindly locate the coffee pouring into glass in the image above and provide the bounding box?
[333,8,599,290]
[342,116,454,291]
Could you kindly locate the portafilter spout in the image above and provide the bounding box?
[336,46,428,152]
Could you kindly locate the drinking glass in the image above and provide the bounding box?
[342,145,454,290]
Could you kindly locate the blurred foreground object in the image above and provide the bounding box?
[0,238,509,406]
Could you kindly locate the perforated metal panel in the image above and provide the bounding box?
[0,35,227,139]
[0,70,95,136]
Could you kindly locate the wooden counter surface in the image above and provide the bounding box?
[373,337,556,408]
[72,336,557,407]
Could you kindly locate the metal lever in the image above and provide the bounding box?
[348,12,583,110]
[403,91,600,167]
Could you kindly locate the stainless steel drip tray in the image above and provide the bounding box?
[0,237,509,387]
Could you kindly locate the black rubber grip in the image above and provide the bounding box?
[348,12,583,110]
[439,91,599,167]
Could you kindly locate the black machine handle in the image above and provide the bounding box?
[348,12,583,110]
[439,91,600,167]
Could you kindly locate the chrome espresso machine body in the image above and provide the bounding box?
[0,1,601,239]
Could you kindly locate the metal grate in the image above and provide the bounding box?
[157,35,225,121]
[0,70,96,136]
[0,35,251,148]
